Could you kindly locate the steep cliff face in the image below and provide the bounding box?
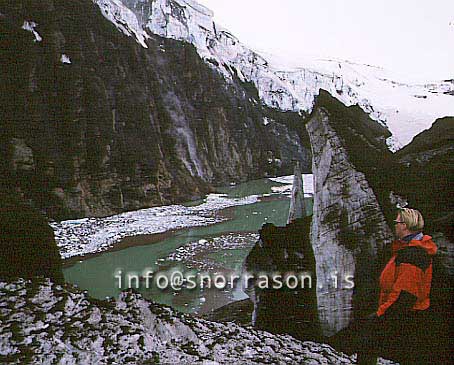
[306,91,395,336]
[0,0,309,220]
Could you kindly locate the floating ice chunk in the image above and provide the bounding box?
[22,21,42,42]
[60,54,71,64]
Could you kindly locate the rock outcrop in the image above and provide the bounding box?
[287,162,307,224]
[306,91,395,336]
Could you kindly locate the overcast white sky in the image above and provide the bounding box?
[197,0,454,81]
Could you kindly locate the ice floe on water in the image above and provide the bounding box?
[166,232,259,271]
[52,194,259,260]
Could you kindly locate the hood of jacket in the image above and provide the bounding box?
[391,234,437,256]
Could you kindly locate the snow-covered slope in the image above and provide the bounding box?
[93,0,454,150]
[0,279,397,364]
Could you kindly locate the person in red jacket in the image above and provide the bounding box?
[356,208,437,365]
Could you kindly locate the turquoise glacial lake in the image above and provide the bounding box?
[64,177,313,313]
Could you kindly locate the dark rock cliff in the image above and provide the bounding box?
[394,116,454,243]
[0,0,310,220]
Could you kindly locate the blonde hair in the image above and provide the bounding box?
[399,208,424,232]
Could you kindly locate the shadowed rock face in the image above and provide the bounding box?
[0,195,64,284]
[0,0,310,220]
[305,93,452,356]
[394,116,454,244]
[244,217,321,341]
[306,91,395,336]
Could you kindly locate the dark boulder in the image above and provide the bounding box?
[244,216,321,340]
[0,194,64,283]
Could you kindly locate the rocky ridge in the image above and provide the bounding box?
[0,278,397,364]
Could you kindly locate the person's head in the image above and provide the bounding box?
[394,208,424,239]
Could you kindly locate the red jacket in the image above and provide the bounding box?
[377,235,437,317]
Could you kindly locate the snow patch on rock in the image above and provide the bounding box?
[21,20,42,42]
[60,54,71,64]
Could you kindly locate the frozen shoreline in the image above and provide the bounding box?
[52,194,259,260]
[53,175,312,260]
